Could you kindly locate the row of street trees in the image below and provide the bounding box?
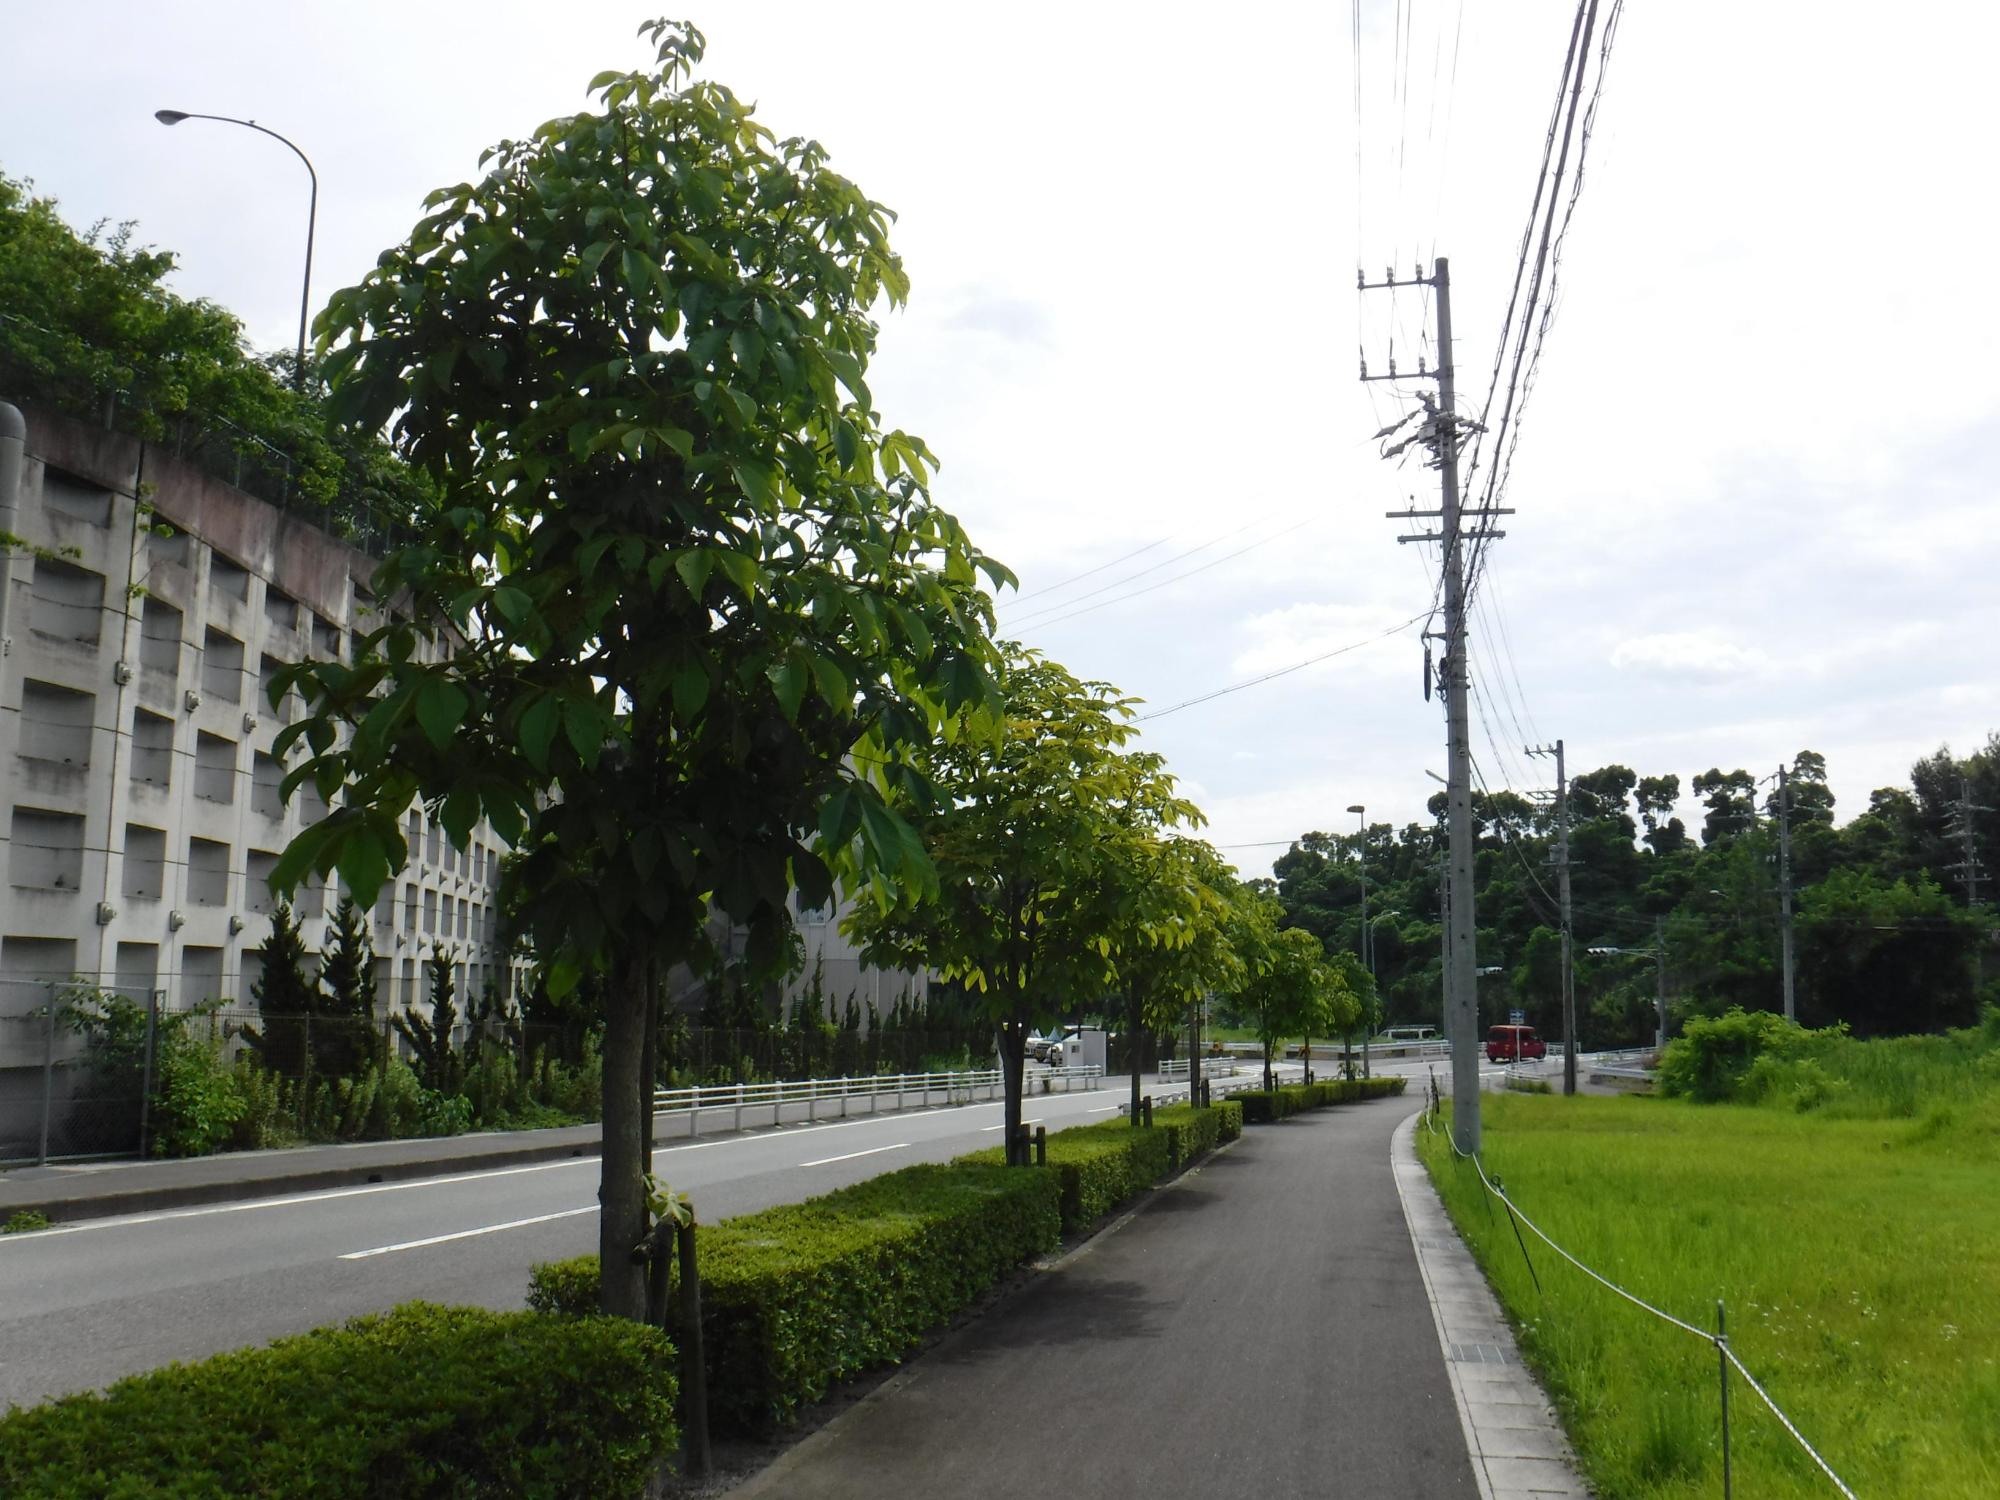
[262,22,1363,1316]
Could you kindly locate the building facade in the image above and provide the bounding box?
[0,404,512,1023]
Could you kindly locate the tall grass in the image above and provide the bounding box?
[1418,1087,2000,1498]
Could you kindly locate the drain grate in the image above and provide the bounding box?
[1447,1341,1516,1365]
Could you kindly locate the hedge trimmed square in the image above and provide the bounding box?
[960,1116,1171,1233]
[0,1303,676,1498]
[531,1159,1060,1433]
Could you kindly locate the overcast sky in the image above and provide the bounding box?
[6,2,1995,874]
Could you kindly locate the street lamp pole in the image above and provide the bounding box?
[1347,804,1371,1079]
[154,110,318,392]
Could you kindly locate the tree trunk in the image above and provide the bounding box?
[639,961,659,1161]
[598,955,649,1319]
[998,1014,1028,1166]
[1128,987,1144,1127]
[1263,1038,1274,1094]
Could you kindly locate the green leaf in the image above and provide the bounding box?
[674,550,716,600]
[413,679,470,754]
[729,327,764,378]
[564,698,606,766]
[519,694,562,771]
[672,664,710,720]
[769,657,806,721]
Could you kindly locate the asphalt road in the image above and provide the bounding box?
[0,1049,1529,1411]
[734,1092,1475,1500]
[0,1070,1160,1410]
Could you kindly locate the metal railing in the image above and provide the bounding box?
[650,1064,1103,1136]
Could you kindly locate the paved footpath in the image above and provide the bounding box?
[736,1096,1491,1500]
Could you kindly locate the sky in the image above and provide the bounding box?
[5,2,1995,877]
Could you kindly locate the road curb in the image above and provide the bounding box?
[0,1134,606,1226]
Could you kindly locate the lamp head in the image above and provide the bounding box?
[1346,804,1365,815]
[154,109,189,125]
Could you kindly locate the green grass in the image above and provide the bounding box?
[1418,1090,2000,1498]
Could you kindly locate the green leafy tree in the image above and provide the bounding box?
[1105,837,1242,1125]
[847,648,1199,1164]
[269,21,1008,1316]
[1232,911,1339,1092]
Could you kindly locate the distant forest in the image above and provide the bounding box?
[1270,735,2000,1046]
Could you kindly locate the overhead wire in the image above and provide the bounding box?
[999,514,1305,629]
[1006,517,1318,634]
[1004,534,1178,606]
[1135,610,1430,722]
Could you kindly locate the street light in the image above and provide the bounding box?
[154,109,318,392]
[1587,941,1667,1051]
[1346,804,1370,1079]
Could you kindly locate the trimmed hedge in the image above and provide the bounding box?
[0,1303,676,1498]
[961,1116,1171,1233]
[1238,1074,1409,1123]
[530,1160,1060,1433]
[1153,1102,1224,1170]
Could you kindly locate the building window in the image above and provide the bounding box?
[208,553,250,605]
[122,825,168,901]
[194,732,236,804]
[202,629,244,704]
[18,679,94,767]
[251,753,285,821]
[187,838,229,906]
[140,597,182,680]
[28,558,105,646]
[41,469,112,526]
[131,709,174,787]
[9,808,85,891]
[245,851,279,915]
[263,587,299,634]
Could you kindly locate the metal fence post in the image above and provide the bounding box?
[137,990,162,1159]
[39,982,57,1165]
[1716,1300,1732,1499]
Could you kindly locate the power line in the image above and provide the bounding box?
[1003,534,1177,606]
[1136,611,1428,722]
[1007,518,1316,634]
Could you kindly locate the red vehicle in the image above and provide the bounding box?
[1485,1024,1546,1063]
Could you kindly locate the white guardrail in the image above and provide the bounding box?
[651,1065,1104,1136]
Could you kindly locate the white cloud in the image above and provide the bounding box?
[1609,632,1771,681]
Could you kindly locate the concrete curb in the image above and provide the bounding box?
[0,1133,605,1225]
[1391,1109,1595,1499]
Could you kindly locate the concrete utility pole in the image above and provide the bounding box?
[1946,776,1991,906]
[1347,803,1372,1079]
[1775,765,1796,1023]
[1362,257,1490,1155]
[1654,916,1668,1049]
[1527,739,1576,1094]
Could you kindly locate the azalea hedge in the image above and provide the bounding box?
[531,1160,1061,1432]
[0,1304,676,1498]
[1238,1075,1408,1123]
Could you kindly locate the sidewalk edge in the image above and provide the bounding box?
[1390,1108,1593,1499]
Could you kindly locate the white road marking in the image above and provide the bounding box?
[2,1089,1111,1245]
[1087,1106,1119,1114]
[338,1205,597,1260]
[799,1143,907,1168]
[978,1118,1043,1132]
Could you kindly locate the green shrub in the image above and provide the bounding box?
[1505,1075,1554,1095]
[0,1303,675,1498]
[531,1160,1058,1432]
[960,1118,1170,1233]
[226,1055,299,1150]
[1238,1074,1407,1123]
[149,1029,246,1157]
[1152,1103,1223,1170]
[3,1210,50,1235]
[1656,1008,1824,1102]
[1213,1097,1244,1141]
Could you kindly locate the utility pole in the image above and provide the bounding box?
[1946,776,1991,906]
[1776,765,1796,1024]
[1363,256,1499,1156]
[1653,916,1667,1049]
[1527,739,1576,1094]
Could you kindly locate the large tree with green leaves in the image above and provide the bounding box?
[847,648,1199,1163]
[1105,836,1242,1125]
[271,21,1009,1315]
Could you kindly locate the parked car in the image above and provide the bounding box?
[1027,1033,1056,1063]
[1485,1024,1546,1063]
[1379,1025,1438,1044]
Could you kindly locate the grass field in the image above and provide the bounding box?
[1418,1088,2000,1498]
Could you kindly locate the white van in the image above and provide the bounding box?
[1380,1025,1439,1044]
